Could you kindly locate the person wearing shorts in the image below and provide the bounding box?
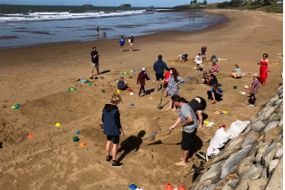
[169,95,199,166]
[102,94,125,167]
[153,54,169,91]
[119,36,125,52]
[90,47,99,78]
[128,36,134,51]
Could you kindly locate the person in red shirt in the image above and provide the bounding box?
[137,68,150,97]
[162,70,171,89]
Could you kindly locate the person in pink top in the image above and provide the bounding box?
[258,53,269,85]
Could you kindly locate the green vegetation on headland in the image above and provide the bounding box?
[173,0,283,13]
[0,4,141,14]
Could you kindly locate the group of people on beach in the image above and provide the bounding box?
[90,38,270,167]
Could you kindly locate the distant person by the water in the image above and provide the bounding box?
[207,84,223,104]
[117,77,128,90]
[137,67,150,97]
[119,36,125,52]
[258,53,269,85]
[96,26,100,38]
[201,46,207,57]
[248,73,260,106]
[231,64,242,79]
[153,54,169,91]
[102,94,124,167]
[194,53,203,71]
[128,36,134,51]
[168,95,199,166]
[90,47,99,78]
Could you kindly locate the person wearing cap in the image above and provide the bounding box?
[137,67,150,97]
[231,64,242,79]
[168,95,199,166]
[153,55,169,91]
[102,94,125,167]
[248,73,260,106]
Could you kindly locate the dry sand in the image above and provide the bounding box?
[0,9,282,189]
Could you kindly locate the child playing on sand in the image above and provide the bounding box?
[119,36,125,52]
[90,47,100,78]
[201,46,207,57]
[248,74,260,106]
[117,77,128,90]
[194,53,203,71]
[163,70,171,89]
[102,94,125,167]
[207,84,223,104]
[231,64,242,79]
[128,36,134,51]
[210,62,220,75]
[178,54,188,62]
[137,68,150,97]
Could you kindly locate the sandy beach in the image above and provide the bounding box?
[0,9,282,189]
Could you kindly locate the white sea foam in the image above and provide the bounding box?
[0,10,146,23]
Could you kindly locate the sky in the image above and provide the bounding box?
[0,0,219,7]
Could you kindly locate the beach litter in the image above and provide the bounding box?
[215,111,228,115]
[54,122,62,128]
[101,89,106,93]
[116,89,121,94]
[129,184,142,190]
[244,85,249,89]
[129,103,135,107]
[11,103,21,110]
[129,92,134,96]
[239,91,247,95]
[66,87,77,92]
[75,130,80,135]
[204,120,214,127]
[79,142,87,148]
[27,133,35,139]
[73,136,80,142]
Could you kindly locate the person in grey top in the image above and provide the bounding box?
[169,96,198,166]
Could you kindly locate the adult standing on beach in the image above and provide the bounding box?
[153,54,169,91]
[128,36,134,51]
[258,53,269,85]
[102,94,125,167]
[90,47,99,78]
[119,36,125,52]
[169,95,199,166]
[165,68,184,111]
[96,26,100,39]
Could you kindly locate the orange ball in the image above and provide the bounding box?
[165,183,174,190]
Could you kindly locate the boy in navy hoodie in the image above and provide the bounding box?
[102,94,125,167]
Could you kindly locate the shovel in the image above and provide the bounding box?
[143,128,170,141]
[157,88,166,110]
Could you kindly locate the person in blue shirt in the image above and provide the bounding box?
[117,77,128,90]
[102,94,125,167]
[119,36,125,52]
[207,84,223,104]
[153,54,169,91]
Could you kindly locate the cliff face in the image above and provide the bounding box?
[190,86,283,190]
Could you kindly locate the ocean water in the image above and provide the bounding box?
[0,8,226,48]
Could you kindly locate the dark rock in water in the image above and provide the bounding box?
[264,121,279,133]
[248,178,268,190]
[221,144,252,178]
[252,120,265,131]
